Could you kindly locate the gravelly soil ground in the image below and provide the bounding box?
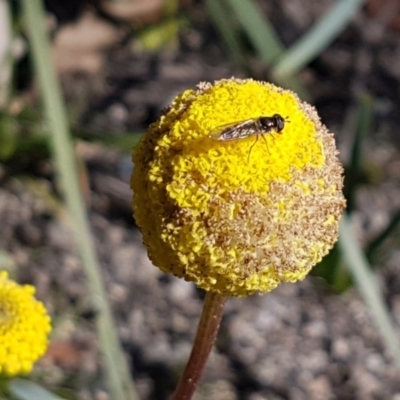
[1,174,400,400]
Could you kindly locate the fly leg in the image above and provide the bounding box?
[247,135,259,162]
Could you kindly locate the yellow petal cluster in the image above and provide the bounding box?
[0,271,51,376]
[131,78,345,296]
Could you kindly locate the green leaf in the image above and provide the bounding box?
[0,112,17,160]
[312,244,353,292]
[138,17,186,51]
[9,379,65,400]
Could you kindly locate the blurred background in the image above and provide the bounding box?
[1,0,400,399]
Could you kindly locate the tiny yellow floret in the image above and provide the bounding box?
[0,271,51,376]
[131,78,345,296]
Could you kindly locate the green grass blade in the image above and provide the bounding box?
[273,0,365,79]
[345,92,373,211]
[367,208,400,259]
[225,0,309,100]
[339,214,400,373]
[0,0,12,108]
[225,0,283,63]
[22,1,138,399]
[206,0,247,67]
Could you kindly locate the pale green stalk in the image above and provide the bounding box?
[22,1,138,398]
[339,215,400,373]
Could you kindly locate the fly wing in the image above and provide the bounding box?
[209,119,259,141]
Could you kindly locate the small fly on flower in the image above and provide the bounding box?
[209,114,289,160]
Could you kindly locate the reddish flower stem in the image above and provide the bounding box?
[171,291,227,400]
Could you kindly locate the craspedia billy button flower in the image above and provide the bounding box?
[0,271,51,376]
[131,78,345,297]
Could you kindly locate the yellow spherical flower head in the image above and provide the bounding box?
[0,271,51,376]
[131,78,345,296]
